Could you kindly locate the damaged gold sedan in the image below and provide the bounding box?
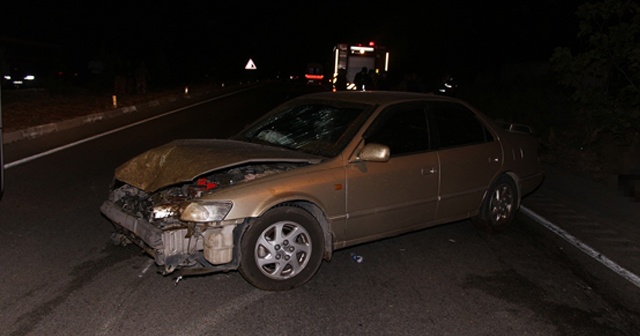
[100,91,544,291]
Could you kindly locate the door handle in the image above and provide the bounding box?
[421,168,437,175]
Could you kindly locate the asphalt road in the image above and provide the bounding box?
[0,82,638,335]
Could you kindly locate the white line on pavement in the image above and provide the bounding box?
[4,89,245,169]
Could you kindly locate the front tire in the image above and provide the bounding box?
[239,206,324,291]
[473,175,519,233]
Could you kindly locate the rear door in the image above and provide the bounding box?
[428,102,502,222]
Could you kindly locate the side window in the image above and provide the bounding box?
[429,102,493,149]
[365,103,429,156]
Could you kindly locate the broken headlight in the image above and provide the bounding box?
[179,201,233,222]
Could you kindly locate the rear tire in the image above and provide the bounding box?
[239,206,324,291]
[473,175,518,233]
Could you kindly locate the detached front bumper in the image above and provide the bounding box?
[100,200,247,276]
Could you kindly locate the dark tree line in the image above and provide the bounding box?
[551,0,640,146]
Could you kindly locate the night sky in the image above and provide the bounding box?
[2,0,585,84]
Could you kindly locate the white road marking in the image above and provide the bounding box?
[4,89,247,169]
[521,206,640,288]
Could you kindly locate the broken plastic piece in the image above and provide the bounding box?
[350,252,363,263]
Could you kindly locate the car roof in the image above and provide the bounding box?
[295,90,461,106]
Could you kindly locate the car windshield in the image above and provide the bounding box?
[235,102,369,157]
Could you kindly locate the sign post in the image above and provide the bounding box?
[244,59,257,70]
[244,58,257,83]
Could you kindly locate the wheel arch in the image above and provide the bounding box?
[500,171,522,210]
[472,171,521,233]
[479,172,522,211]
[265,200,335,261]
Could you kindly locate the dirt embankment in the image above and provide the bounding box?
[2,87,186,132]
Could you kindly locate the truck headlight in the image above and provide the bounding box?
[180,201,233,222]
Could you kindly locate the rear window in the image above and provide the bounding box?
[429,102,493,149]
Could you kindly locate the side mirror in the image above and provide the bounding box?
[357,143,390,162]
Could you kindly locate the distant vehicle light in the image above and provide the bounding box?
[350,46,374,53]
[305,74,324,80]
[3,75,11,80]
[24,75,35,81]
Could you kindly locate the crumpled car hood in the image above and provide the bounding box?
[114,139,323,193]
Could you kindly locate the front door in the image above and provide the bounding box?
[345,102,439,245]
